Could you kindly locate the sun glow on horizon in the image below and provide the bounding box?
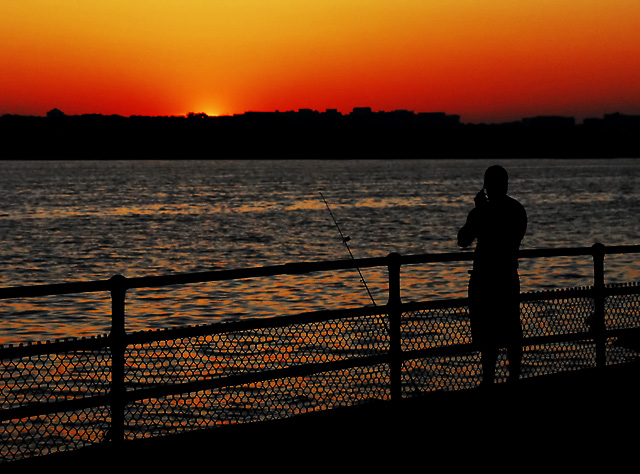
[189,107,224,118]
[2,1,640,123]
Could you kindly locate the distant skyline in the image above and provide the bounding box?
[3,2,640,123]
[36,107,638,126]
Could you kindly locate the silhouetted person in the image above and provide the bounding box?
[457,165,527,387]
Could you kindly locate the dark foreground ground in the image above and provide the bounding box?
[6,361,639,472]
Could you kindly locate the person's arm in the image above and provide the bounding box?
[458,190,486,248]
[458,208,478,248]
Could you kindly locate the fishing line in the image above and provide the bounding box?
[319,192,377,306]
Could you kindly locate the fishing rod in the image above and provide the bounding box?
[320,192,422,395]
[319,192,377,307]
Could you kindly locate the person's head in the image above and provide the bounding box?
[483,165,508,199]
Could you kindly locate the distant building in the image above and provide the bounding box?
[603,112,640,129]
[47,108,65,118]
[296,109,318,118]
[416,112,461,128]
[522,115,575,129]
[389,110,415,119]
[351,107,373,116]
[583,112,640,131]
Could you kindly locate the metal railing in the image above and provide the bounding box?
[1,243,639,463]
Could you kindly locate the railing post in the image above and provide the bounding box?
[592,243,606,368]
[109,274,127,449]
[387,253,402,402]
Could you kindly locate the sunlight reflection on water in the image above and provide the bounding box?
[0,159,638,344]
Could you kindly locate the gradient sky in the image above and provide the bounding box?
[2,1,639,123]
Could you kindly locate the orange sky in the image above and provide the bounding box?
[2,1,639,123]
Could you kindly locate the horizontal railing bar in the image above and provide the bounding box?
[0,279,112,300]
[123,256,389,290]
[0,394,111,422]
[0,244,637,300]
[519,246,601,259]
[521,332,596,347]
[397,245,620,267]
[603,327,640,339]
[400,286,601,314]
[400,331,599,365]
[3,283,637,355]
[0,334,110,359]
[402,343,475,361]
[2,284,636,355]
[123,353,391,403]
[520,287,594,301]
[402,299,468,312]
[399,251,474,265]
[599,244,640,254]
[604,282,640,296]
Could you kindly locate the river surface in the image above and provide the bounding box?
[0,159,638,343]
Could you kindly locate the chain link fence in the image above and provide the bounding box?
[1,247,639,463]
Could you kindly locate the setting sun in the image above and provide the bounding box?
[191,107,223,118]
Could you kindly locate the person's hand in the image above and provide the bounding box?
[474,189,488,207]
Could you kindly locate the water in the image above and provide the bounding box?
[0,159,639,343]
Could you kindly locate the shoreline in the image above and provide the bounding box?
[2,113,639,160]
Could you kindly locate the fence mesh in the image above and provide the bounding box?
[1,283,639,463]
[0,338,112,461]
[123,312,391,439]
